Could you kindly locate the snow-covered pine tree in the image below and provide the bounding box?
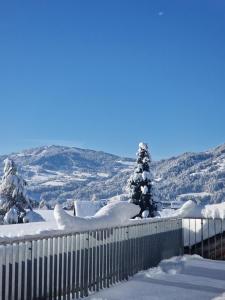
[91,194,97,202]
[0,158,32,223]
[127,142,157,218]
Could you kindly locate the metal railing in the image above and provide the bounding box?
[0,218,183,300]
[183,218,225,260]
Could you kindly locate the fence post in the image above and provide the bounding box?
[220,219,223,260]
[201,219,204,257]
[188,219,191,254]
[214,220,217,259]
[26,241,32,300]
[84,232,89,297]
[207,219,210,258]
[125,227,129,280]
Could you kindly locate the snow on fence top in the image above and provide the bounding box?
[0,205,181,245]
[74,200,103,217]
[55,201,140,231]
[1,200,225,245]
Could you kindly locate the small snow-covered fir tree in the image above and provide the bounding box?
[0,158,32,223]
[91,194,97,202]
[127,142,157,218]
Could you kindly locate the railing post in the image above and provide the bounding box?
[125,227,129,280]
[75,234,80,299]
[220,219,223,260]
[208,219,210,258]
[201,219,204,257]
[26,241,32,300]
[84,232,89,297]
[188,219,191,254]
[214,220,217,259]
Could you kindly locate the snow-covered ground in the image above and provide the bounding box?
[85,255,225,300]
[0,202,139,240]
[0,209,73,241]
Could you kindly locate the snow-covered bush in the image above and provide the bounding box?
[127,142,157,218]
[91,194,97,202]
[3,206,19,224]
[0,159,32,223]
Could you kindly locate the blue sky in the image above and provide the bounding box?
[0,0,225,159]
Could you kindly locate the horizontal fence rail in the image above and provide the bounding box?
[0,218,183,300]
[183,218,225,260]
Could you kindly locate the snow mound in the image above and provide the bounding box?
[3,206,18,224]
[176,200,203,218]
[23,210,45,223]
[86,255,225,300]
[202,202,225,219]
[158,255,202,275]
[54,201,140,231]
[164,200,225,219]
[142,210,149,218]
[145,255,203,278]
[159,200,202,218]
[212,293,225,300]
[74,200,103,217]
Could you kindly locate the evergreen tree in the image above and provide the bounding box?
[91,194,97,202]
[0,158,32,222]
[127,142,157,218]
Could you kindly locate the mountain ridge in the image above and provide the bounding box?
[0,145,135,204]
[0,143,224,205]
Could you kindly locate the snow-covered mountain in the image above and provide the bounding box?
[154,143,225,204]
[0,146,135,205]
[0,143,224,205]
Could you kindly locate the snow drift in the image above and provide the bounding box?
[74,200,103,217]
[23,210,45,223]
[202,202,225,219]
[160,199,225,219]
[175,200,203,218]
[85,255,225,300]
[159,200,203,219]
[171,200,225,219]
[54,201,140,231]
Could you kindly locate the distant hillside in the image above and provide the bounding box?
[154,144,225,204]
[0,146,135,205]
[0,143,224,205]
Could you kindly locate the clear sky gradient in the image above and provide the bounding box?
[0,0,225,159]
